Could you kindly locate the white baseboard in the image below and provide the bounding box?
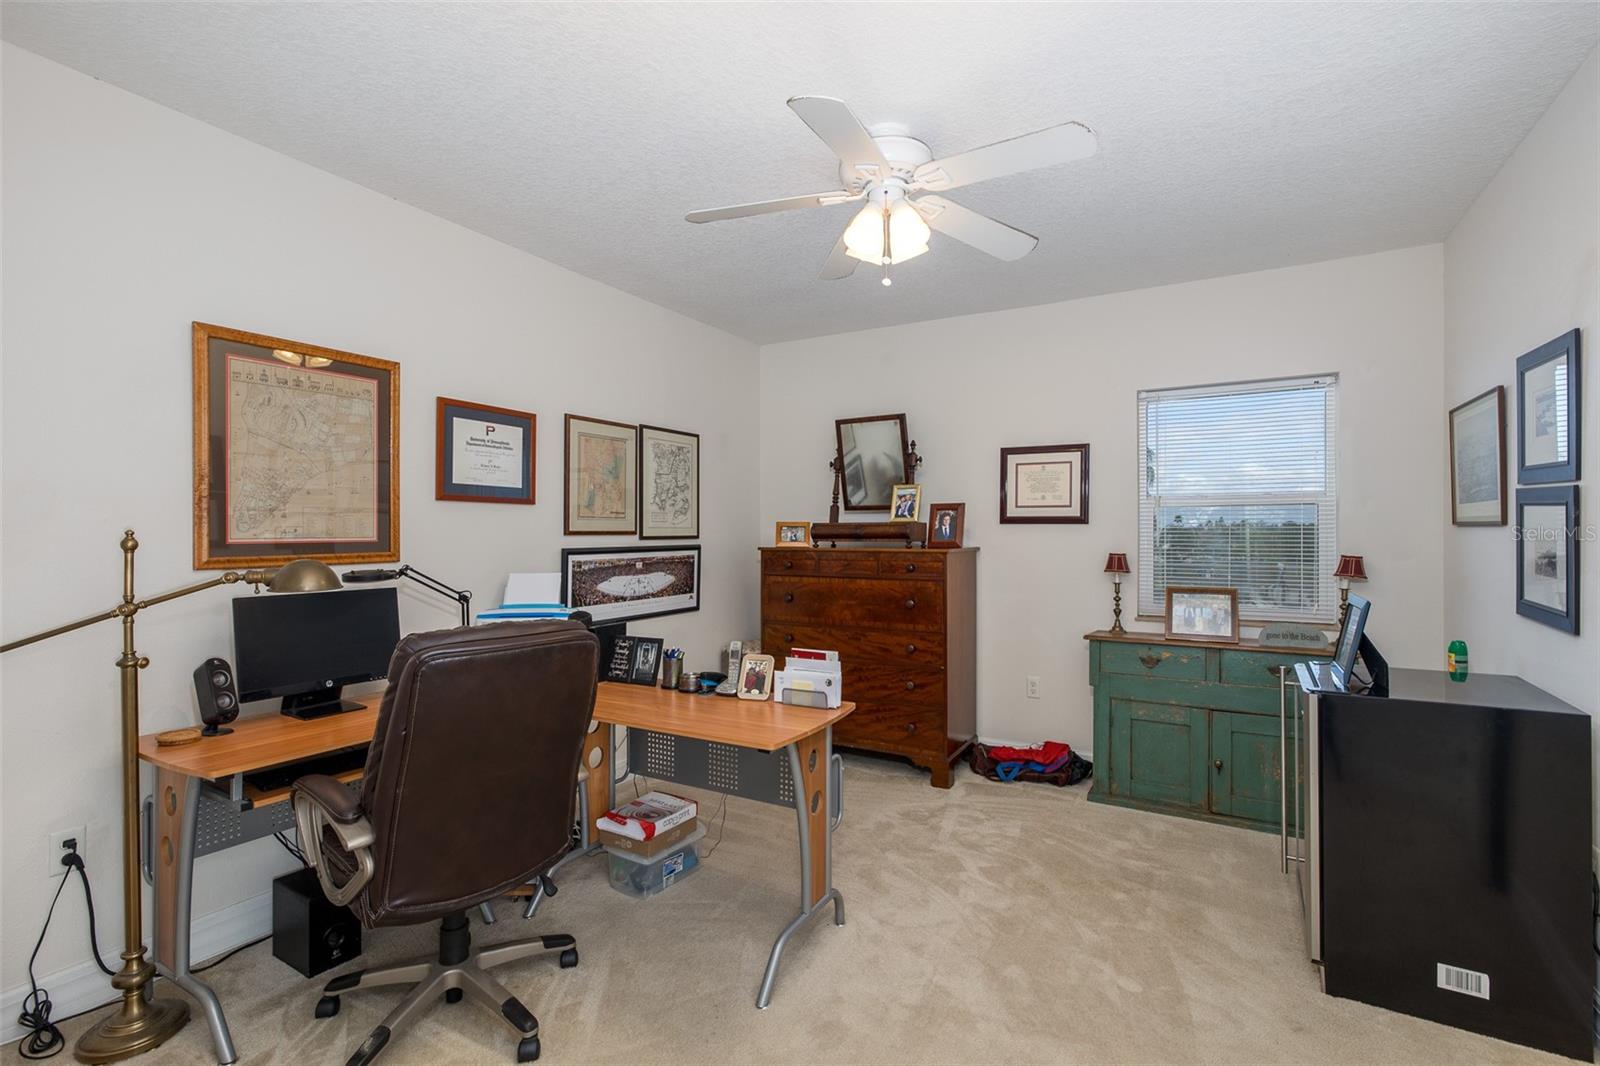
[1,891,273,1047]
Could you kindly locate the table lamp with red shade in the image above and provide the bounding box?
[1333,554,1367,625]
[1104,553,1132,634]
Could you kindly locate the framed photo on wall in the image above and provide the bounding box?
[560,544,701,624]
[638,424,700,539]
[1164,586,1240,644]
[1448,386,1506,525]
[1516,485,1579,634]
[435,397,535,504]
[1000,443,1089,524]
[192,322,399,569]
[564,414,638,535]
[1516,329,1581,484]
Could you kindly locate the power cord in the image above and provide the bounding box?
[19,842,113,1060]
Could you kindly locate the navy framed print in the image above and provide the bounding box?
[1516,330,1581,484]
[1515,485,1579,635]
[436,397,535,504]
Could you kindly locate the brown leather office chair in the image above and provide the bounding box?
[291,620,599,1066]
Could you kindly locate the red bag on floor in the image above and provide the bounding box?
[969,741,1092,787]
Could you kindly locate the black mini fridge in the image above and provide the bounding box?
[1295,665,1592,1060]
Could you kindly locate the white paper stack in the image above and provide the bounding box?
[776,652,842,709]
[475,572,571,622]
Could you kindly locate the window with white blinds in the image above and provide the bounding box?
[1138,375,1339,624]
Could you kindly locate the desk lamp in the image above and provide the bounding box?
[342,564,471,626]
[1103,553,1131,635]
[1333,554,1367,626]
[0,530,340,1063]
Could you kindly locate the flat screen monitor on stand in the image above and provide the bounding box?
[233,587,401,718]
[1331,592,1387,694]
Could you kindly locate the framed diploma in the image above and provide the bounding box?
[1000,443,1090,524]
[435,397,535,504]
[192,322,399,569]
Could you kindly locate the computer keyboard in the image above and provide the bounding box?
[244,745,370,795]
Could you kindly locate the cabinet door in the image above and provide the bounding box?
[1209,711,1287,826]
[1109,700,1208,808]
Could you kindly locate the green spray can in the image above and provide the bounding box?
[1447,639,1469,682]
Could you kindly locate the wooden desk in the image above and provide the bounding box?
[139,684,853,1063]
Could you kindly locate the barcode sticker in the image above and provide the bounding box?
[1437,963,1490,1000]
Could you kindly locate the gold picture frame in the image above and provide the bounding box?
[888,483,923,523]
[193,322,400,569]
[774,521,812,546]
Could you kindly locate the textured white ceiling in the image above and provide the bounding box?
[4,2,1596,344]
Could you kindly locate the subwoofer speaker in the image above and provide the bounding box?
[193,656,239,736]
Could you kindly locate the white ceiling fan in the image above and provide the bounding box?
[686,96,1098,286]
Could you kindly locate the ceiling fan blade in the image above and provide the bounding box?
[787,96,892,185]
[912,196,1038,261]
[819,234,858,280]
[686,190,860,224]
[912,121,1097,192]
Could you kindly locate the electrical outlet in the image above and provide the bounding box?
[1025,675,1041,700]
[48,826,85,878]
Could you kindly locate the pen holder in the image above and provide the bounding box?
[661,658,683,690]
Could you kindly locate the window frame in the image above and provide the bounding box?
[1136,373,1340,626]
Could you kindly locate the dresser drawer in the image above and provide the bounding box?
[848,663,946,707]
[1219,649,1307,689]
[817,552,880,577]
[763,625,945,667]
[762,551,817,576]
[836,703,945,755]
[877,553,946,580]
[1099,641,1207,681]
[763,577,945,630]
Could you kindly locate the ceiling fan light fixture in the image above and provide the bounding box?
[843,196,930,266]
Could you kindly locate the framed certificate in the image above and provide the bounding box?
[999,443,1090,524]
[435,397,535,504]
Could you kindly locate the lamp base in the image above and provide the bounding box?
[74,993,188,1064]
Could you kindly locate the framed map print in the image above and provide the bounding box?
[564,414,638,535]
[638,424,699,539]
[192,322,399,569]
[435,397,535,504]
[999,443,1090,524]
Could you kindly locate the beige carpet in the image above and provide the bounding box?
[21,756,1580,1065]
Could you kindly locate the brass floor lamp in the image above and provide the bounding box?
[0,530,341,1063]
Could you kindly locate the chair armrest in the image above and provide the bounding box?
[291,775,375,907]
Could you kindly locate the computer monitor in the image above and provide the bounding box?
[1331,592,1371,689]
[233,587,401,718]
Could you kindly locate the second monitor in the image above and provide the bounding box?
[233,587,401,719]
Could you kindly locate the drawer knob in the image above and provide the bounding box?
[905,722,918,734]
[784,593,795,603]
[1214,759,1224,774]
[784,633,794,643]
[905,643,917,655]
[904,598,917,610]
[784,560,794,570]
[906,563,917,573]
[905,680,916,691]
[1138,654,1161,669]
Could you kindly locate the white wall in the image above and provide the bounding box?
[1443,51,1599,749]
[760,245,1447,747]
[0,44,758,1006]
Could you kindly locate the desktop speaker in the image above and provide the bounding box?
[272,867,362,978]
[193,657,239,737]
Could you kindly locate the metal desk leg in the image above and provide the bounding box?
[151,769,238,1065]
[756,725,844,1009]
[523,722,613,921]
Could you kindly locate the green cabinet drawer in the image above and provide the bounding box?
[1209,711,1290,827]
[1219,649,1308,689]
[1108,699,1208,808]
[1099,642,1207,681]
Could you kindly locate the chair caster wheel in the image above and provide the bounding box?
[517,1035,541,1062]
[315,995,340,1019]
[559,947,578,969]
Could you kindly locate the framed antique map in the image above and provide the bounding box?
[564,414,638,535]
[637,423,699,539]
[193,322,399,569]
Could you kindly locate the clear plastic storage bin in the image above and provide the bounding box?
[605,822,705,898]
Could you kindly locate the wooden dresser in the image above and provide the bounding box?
[760,547,977,788]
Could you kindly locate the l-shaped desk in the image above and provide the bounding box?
[138,682,853,1064]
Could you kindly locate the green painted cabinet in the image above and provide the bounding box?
[1087,631,1322,833]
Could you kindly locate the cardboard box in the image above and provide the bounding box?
[598,817,702,859]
